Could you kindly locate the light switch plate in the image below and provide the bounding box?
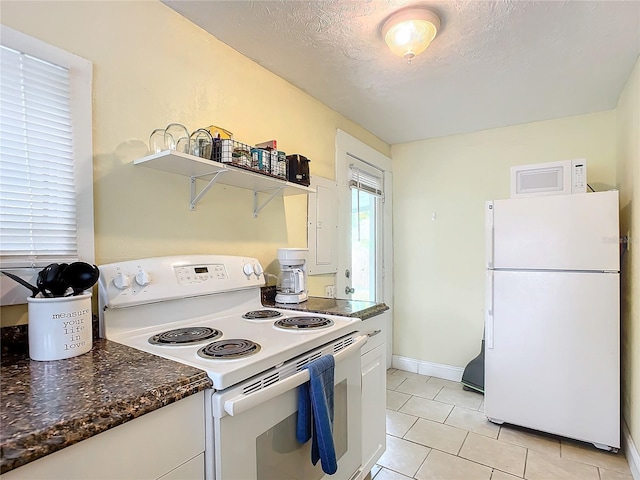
[324,285,336,298]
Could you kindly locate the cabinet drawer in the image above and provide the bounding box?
[357,315,386,354]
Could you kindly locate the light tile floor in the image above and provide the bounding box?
[373,369,633,480]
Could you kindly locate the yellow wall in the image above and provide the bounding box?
[0,1,388,325]
[391,111,617,368]
[2,0,639,459]
[617,57,640,456]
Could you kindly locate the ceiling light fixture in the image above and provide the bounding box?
[382,7,440,64]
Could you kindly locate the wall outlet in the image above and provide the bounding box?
[325,285,336,298]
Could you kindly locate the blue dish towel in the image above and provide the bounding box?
[296,355,337,475]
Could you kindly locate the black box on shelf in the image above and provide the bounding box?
[285,154,310,186]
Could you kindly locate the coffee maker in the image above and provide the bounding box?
[275,248,308,304]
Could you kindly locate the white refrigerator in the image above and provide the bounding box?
[484,190,620,451]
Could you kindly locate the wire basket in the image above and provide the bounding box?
[212,139,287,180]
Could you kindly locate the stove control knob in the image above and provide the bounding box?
[135,270,150,287]
[253,263,263,278]
[243,263,254,277]
[113,272,131,290]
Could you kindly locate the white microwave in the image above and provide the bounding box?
[510,159,587,198]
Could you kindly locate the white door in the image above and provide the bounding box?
[487,190,619,271]
[343,158,383,302]
[485,269,620,448]
[335,130,393,367]
[336,131,392,303]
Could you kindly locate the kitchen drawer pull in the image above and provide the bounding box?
[348,467,363,480]
[224,335,368,416]
[367,330,382,337]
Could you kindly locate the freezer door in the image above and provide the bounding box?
[484,270,620,448]
[488,191,619,271]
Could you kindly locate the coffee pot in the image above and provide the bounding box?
[275,248,308,304]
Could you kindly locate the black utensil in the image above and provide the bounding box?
[37,264,57,297]
[52,263,70,296]
[37,263,70,297]
[37,266,51,296]
[62,262,100,295]
[1,271,40,297]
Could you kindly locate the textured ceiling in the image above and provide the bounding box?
[163,0,640,145]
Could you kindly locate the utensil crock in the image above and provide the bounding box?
[27,292,92,361]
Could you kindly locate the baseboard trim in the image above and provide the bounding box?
[623,418,640,480]
[391,354,464,382]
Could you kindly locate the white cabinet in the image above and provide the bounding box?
[357,315,387,479]
[134,150,313,215]
[2,392,205,480]
[360,343,386,477]
[307,176,338,275]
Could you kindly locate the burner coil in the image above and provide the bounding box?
[149,327,222,345]
[274,316,334,330]
[242,309,283,320]
[197,339,261,359]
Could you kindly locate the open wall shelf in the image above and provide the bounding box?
[134,150,314,216]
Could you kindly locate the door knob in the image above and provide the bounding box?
[345,286,355,295]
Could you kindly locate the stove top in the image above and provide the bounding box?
[107,307,358,389]
[98,255,361,390]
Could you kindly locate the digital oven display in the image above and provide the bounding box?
[194,267,209,274]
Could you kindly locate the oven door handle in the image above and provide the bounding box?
[224,334,368,417]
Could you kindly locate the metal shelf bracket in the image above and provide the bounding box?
[190,170,229,210]
[253,187,286,218]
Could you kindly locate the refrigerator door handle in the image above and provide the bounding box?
[486,270,494,349]
[486,201,494,269]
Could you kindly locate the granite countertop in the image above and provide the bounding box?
[261,287,389,320]
[0,331,212,474]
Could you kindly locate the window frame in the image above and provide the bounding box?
[0,25,94,305]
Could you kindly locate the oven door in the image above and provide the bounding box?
[206,335,366,480]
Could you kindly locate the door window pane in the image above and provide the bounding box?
[351,189,377,302]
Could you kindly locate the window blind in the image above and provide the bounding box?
[349,162,384,242]
[349,164,383,197]
[0,45,78,265]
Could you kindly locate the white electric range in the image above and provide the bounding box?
[98,255,366,480]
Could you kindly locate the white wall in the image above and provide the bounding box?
[391,112,617,368]
[616,56,640,469]
[0,0,388,325]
